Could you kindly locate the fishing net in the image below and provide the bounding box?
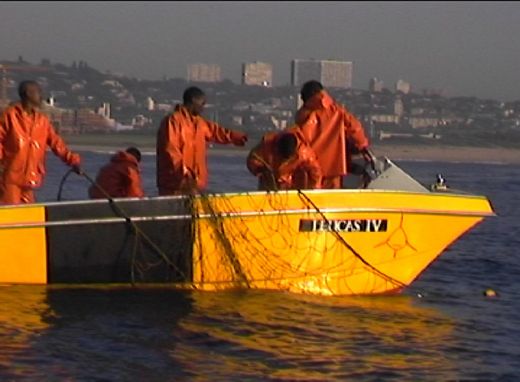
[190,188,408,296]
[58,164,410,295]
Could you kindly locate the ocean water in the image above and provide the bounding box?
[1,150,519,381]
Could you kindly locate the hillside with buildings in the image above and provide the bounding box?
[1,56,519,148]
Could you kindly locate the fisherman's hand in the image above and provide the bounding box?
[231,131,248,146]
[69,153,81,167]
[183,166,197,180]
[361,148,376,171]
[181,166,199,193]
[256,166,271,179]
[72,165,84,176]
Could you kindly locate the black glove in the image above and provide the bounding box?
[72,165,84,175]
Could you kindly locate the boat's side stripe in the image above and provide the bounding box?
[45,206,51,284]
[0,189,491,211]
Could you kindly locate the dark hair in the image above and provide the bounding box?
[126,147,142,162]
[300,80,323,103]
[183,86,205,105]
[277,133,297,159]
[18,80,40,100]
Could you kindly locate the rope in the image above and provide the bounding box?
[247,152,406,289]
[297,190,407,290]
[185,177,251,288]
[250,152,279,191]
[247,151,407,290]
[56,168,76,201]
[82,171,188,279]
[57,169,189,282]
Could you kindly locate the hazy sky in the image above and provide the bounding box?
[1,1,519,100]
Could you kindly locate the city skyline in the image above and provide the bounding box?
[1,54,518,150]
[2,55,426,97]
[0,2,519,100]
[0,55,506,100]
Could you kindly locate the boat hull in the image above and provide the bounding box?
[0,197,194,285]
[192,190,493,295]
[0,190,494,296]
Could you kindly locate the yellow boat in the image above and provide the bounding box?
[0,158,494,296]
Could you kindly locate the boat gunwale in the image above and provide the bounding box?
[0,205,495,230]
[0,188,491,211]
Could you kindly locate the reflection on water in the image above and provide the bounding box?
[174,292,457,381]
[1,286,458,381]
[0,286,50,380]
[0,286,193,380]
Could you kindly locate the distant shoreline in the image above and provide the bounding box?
[370,144,520,165]
[64,135,520,165]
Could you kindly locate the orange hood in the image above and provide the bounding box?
[305,90,335,111]
[110,151,139,167]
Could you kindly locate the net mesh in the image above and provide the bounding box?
[189,189,408,296]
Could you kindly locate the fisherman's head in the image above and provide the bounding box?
[277,133,298,160]
[300,80,323,104]
[183,86,206,116]
[126,147,142,162]
[18,80,42,108]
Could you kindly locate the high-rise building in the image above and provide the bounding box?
[187,63,222,83]
[291,59,321,87]
[369,77,384,92]
[396,79,411,94]
[321,60,352,89]
[242,61,273,87]
[291,59,353,89]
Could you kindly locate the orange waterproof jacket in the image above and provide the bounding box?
[247,129,322,190]
[0,103,80,188]
[157,104,245,191]
[295,90,369,177]
[89,151,144,199]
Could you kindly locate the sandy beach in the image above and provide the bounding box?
[371,144,520,165]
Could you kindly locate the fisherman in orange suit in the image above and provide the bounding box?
[0,80,81,204]
[89,147,144,199]
[156,86,248,195]
[247,129,322,191]
[295,80,374,189]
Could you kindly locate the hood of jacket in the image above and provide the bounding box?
[304,90,335,111]
[111,151,139,167]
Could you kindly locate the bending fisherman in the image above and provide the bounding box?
[89,147,144,199]
[247,129,322,191]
